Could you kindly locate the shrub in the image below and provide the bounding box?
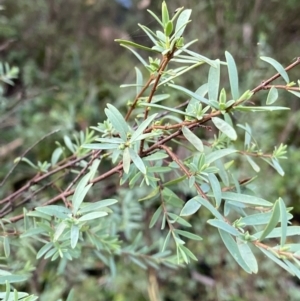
[1,2,300,300]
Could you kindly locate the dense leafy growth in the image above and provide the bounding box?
[1,1,300,300]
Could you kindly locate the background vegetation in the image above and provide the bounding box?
[1,0,300,300]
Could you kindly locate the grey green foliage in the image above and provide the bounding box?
[1,1,300,299]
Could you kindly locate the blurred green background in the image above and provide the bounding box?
[1,0,300,300]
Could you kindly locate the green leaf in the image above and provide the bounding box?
[105,104,129,140]
[206,149,237,164]
[83,143,118,150]
[147,9,164,27]
[240,211,292,226]
[174,9,192,37]
[218,229,251,273]
[79,199,118,214]
[161,1,169,26]
[211,117,237,140]
[37,242,53,259]
[168,83,209,105]
[64,135,75,153]
[115,39,158,52]
[130,114,158,142]
[271,158,285,176]
[138,101,193,117]
[258,247,291,274]
[129,148,146,174]
[266,86,278,105]
[72,183,93,215]
[208,219,240,236]
[78,211,108,222]
[139,186,160,202]
[182,126,203,152]
[119,44,147,66]
[180,198,201,216]
[234,106,289,112]
[0,275,28,284]
[194,196,224,220]
[53,222,67,241]
[288,90,300,98]
[3,236,10,258]
[237,239,258,273]
[225,51,239,100]
[208,173,222,208]
[168,212,191,227]
[279,198,288,247]
[135,67,143,95]
[208,60,220,101]
[260,56,289,83]
[35,205,71,219]
[123,147,131,174]
[253,226,300,239]
[149,206,162,228]
[51,148,63,166]
[245,155,260,172]
[70,224,79,249]
[175,229,202,241]
[222,192,273,207]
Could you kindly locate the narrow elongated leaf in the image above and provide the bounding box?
[253,226,300,239]
[205,149,237,164]
[259,200,280,241]
[182,126,203,152]
[222,192,273,207]
[149,205,162,228]
[77,211,108,222]
[180,198,201,216]
[70,224,79,249]
[123,147,131,174]
[3,237,10,258]
[135,67,143,95]
[79,199,118,214]
[139,187,160,202]
[35,205,71,219]
[53,222,67,241]
[211,117,237,140]
[129,148,146,174]
[208,219,240,236]
[120,44,147,66]
[175,229,202,241]
[72,183,93,215]
[208,60,220,101]
[181,48,217,67]
[258,247,291,274]
[279,198,288,247]
[147,9,163,27]
[241,211,292,226]
[37,242,53,259]
[0,275,28,284]
[234,106,289,112]
[288,90,300,98]
[105,104,129,140]
[245,155,260,172]
[168,83,210,105]
[225,51,239,100]
[174,9,192,37]
[115,39,158,52]
[271,158,285,176]
[194,196,224,220]
[237,239,258,273]
[260,56,289,83]
[138,102,194,117]
[138,24,160,46]
[83,143,118,150]
[208,173,222,207]
[130,114,158,142]
[266,86,278,105]
[219,229,252,273]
